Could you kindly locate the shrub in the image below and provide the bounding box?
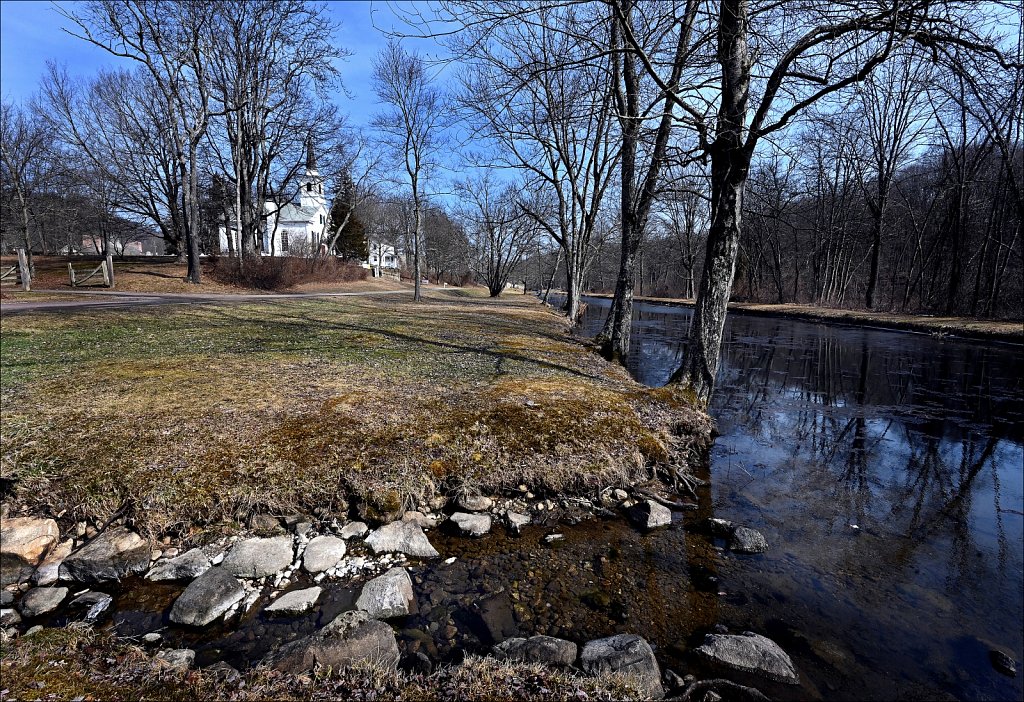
[208,256,367,290]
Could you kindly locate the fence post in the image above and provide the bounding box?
[16,248,31,291]
[105,253,115,288]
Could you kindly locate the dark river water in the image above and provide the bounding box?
[574,296,1024,701]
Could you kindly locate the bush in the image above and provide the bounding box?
[208,256,367,290]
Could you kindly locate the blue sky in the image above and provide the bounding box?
[0,0,436,128]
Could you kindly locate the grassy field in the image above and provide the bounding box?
[0,289,710,541]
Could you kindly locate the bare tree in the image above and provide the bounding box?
[205,0,341,262]
[0,101,52,273]
[457,173,538,296]
[63,0,219,283]
[372,40,446,302]
[438,1,620,321]
[614,0,1017,406]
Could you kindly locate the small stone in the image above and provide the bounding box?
[69,591,113,623]
[146,549,212,582]
[449,512,492,537]
[703,518,735,538]
[25,624,44,636]
[302,536,347,574]
[696,632,798,684]
[990,649,1017,677]
[627,500,672,531]
[0,608,21,626]
[221,536,293,579]
[162,548,180,559]
[729,527,769,554]
[580,634,663,699]
[250,513,284,533]
[33,539,73,587]
[0,591,13,606]
[206,660,242,683]
[457,495,493,512]
[170,568,245,626]
[340,522,369,540]
[505,511,531,534]
[365,522,439,558]
[402,511,438,529]
[18,587,69,618]
[612,489,628,501]
[155,648,195,670]
[494,635,577,666]
[356,567,416,619]
[294,522,313,537]
[143,632,162,644]
[266,610,400,673]
[664,668,686,691]
[150,550,163,562]
[544,534,564,544]
[265,586,322,615]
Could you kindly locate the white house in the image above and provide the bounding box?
[218,141,330,257]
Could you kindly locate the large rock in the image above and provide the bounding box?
[33,539,73,586]
[146,548,211,582]
[0,517,60,586]
[221,536,293,579]
[356,567,416,619]
[266,586,322,616]
[695,632,799,684]
[169,567,245,626]
[59,527,150,583]
[580,634,664,700]
[467,591,517,645]
[302,536,347,574]
[494,635,578,666]
[267,609,400,673]
[627,500,672,531]
[449,512,491,537]
[729,527,769,554]
[365,522,439,558]
[18,587,69,618]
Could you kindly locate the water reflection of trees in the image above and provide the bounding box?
[584,299,1022,586]
[708,318,1022,586]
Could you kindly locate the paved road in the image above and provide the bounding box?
[0,288,412,315]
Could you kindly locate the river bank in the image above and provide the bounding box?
[1,290,744,700]
[582,292,1023,344]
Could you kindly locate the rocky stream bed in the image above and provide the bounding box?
[0,486,830,701]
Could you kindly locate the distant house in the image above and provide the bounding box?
[217,141,330,257]
[367,240,401,276]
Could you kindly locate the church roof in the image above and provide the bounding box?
[277,202,322,223]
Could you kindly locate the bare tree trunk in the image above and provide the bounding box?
[669,0,749,407]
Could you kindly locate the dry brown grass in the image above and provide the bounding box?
[1,289,711,541]
[0,628,644,701]
[0,255,408,295]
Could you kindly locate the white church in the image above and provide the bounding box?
[217,141,330,257]
[217,141,401,275]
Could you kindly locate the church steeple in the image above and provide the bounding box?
[305,136,318,172]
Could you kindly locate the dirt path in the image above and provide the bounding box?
[0,288,413,315]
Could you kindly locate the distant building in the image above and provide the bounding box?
[217,140,330,257]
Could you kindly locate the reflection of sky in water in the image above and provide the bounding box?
[574,296,1023,701]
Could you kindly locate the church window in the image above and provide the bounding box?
[307,183,313,193]
[281,231,290,252]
